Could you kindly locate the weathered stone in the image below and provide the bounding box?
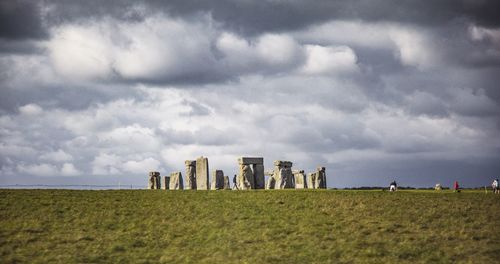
[210,170,225,190]
[275,167,294,189]
[163,176,170,190]
[307,172,317,189]
[169,171,184,190]
[238,157,264,165]
[184,160,197,190]
[148,171,161,189]
[273,160,293,168]
[253,164,265,189]
[272,161,294,189]
[293,170,307,189]
[223,176,231,190]
[148,172,156,189]
[266,177,275,189]
[195,156,209,190]
[237,164,254,190]
[316,167,327,189]
[156,175,162,189]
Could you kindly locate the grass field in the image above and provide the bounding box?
[1,189,499,263]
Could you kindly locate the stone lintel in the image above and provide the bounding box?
[273,160,293,167]
[185,160,196,166]
[238,157,264,165]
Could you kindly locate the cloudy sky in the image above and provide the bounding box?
[1,0,500,188]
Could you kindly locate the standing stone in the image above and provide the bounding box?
[155,174,161,189]
[316,167,327,189]
[237,157,265,190]
[169,171,184,190]
[223,176,231,190]
[148,171,157,189]
[148,171,161,189]
[184,160,197,190]
[195,156,209,190]
[266,177,276,189]
[273,161,294,189]
[293,170,307,189]
[307,172,317,189]
[237,164,254,190]
[211,170,225,190]
[163,176,170,190]
[253,164,265,189]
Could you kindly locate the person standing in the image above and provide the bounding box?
[492,179,499,194]
[453,181,460,192]
[390,180,397,192]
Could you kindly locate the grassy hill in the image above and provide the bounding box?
[1,189,498,263]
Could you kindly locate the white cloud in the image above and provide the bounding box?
[301,45,358,75]
[92,153,122,175]
[122,157,160,174]
[61,162,81,176]
[47,22,114,80]
[256,34,303,67]
[98,124,160,152]
[46,15,217,82]
[216,32,305,73]
[113,15,217,80]
[469,25,500,45]
[17,163,59,177]
[388,27,436,69]
[40,149,73,162]
[294,20,438,69]
[19,103,43,115]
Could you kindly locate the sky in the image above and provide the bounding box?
[1,0,500,188]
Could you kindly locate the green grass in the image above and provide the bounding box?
[0,189,499,263]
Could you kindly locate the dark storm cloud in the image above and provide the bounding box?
[1,0,500,188]
[3,0,498,43]
[40,0,500,36]
[0,1,47,40]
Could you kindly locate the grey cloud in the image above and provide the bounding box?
[0,1,47,40]
[43,1,500,35]
[1,1,500,188]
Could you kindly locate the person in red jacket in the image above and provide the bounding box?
[453,181,460,192]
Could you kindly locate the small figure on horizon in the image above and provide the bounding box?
[389,180,397,192]
[453,181,460,192]
[492,179,499,194]
[232,174,238,190]
[435,183,442,191]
